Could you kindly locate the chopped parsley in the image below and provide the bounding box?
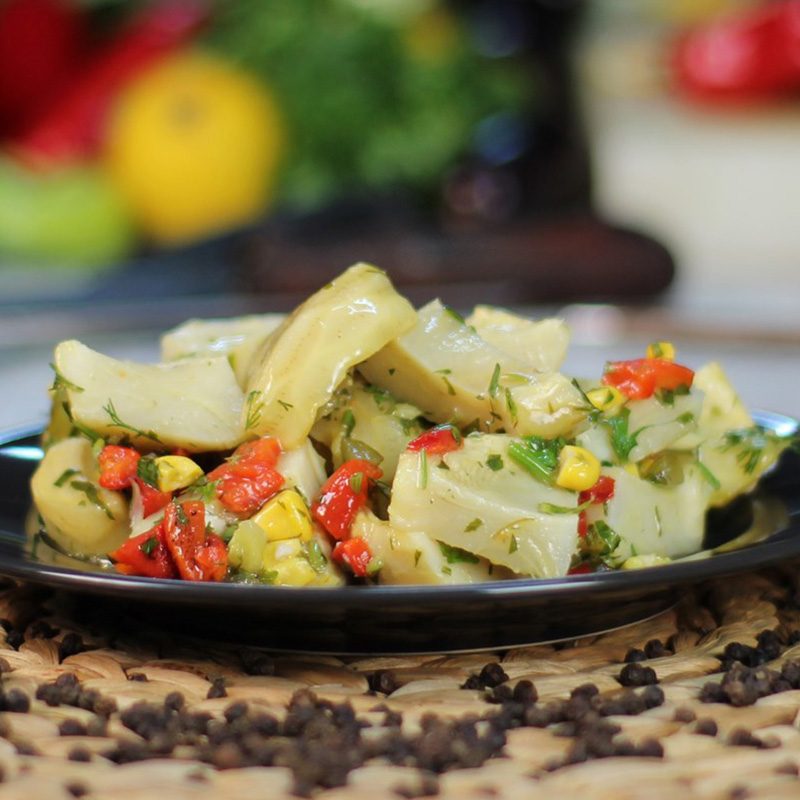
[69,480,114,520]
[54,468,79,487]
[341,409,356,438]
[414,549,422,567]
[464,518,483,532]
[538,501,589,515]
[304,539,328,573]
[486,454,503,471]
[489,363,501,399]
[417,449,428,490]
[136,456,159,488]
[508,436,564,484]
[277,399,294,412]
[602,407,642,462]
[720,425,780,474]
[504,388,518,425]
[438,542,480,564]
[140,536,159,556]
[443,306,466,325]
[49,363,84,394]
[696,461,721,490]
[508,534,519,554]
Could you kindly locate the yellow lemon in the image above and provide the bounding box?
[104,51,283,245]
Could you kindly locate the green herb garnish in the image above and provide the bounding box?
[342,409,356,438]
[489,362,501,399]
[464,518,483,532]
[102,399,162,444]
[69,480,114,520]
[417,449,428,489]
[245,390,264,430]
[54,468,79,487]
[349,471,364,494]
[304,539,328,573]
[508,436,564,484]
[504,387,518,425]
[438,542,480,564]
[140,536,159,556]
[486,454,503,471]
[49,363,84,394]
[696,461,721,490]
[136,456,159,488]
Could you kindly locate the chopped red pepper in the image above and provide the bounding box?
[312,459,383,541]
[208,436,284,516]
[406,425,462,455]
[579,475,616,506]
[332,538,373,578]
[568,562,593,576]
[133,477,172,517]
[163,500,227,582]
[578,511,588,539]
[602,358,694,400]
[98,444,140,490]
[109,522,177,579]
[12,0,208,166]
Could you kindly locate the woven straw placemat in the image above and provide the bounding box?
[2,566,800,800]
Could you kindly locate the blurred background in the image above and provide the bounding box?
[1,0,798,428]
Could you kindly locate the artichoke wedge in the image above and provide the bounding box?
[389,434,579,578]
[54,340,245,452]
[243,264,417,449]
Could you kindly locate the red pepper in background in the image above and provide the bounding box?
[312,459,383,541]
[97,444,140,490]
[163,500,227,581]
[133,477,172,517]
[672,1,800,104]
[208,436,284,516]
[332,538,373,578]
[406,425,462,455]
[602,358,694,400]
[568,562,593,576]
[12,0,209,167]
[579,475,616,506]
[0,0,86,137]
[109,521,177,579]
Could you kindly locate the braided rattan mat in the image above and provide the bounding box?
[3,567,800,799]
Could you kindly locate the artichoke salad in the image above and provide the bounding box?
[30,264,793,586]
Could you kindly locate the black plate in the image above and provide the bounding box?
[1,414,799,655]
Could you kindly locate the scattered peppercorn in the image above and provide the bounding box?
[618,663,659,687]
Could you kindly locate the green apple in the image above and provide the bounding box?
[0,158,135,267]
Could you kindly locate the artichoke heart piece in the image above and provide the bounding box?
[352,509,509,585]
[466,306,570,373]
[585,466,714,562]
[30,437,129,556]
[311,381,423,482]
[161,314,285,387]
[54,340,246,452]
[389,434,579,578]
[360,300,587,438]
[243,263,417,449]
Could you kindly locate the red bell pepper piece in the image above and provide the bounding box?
[98,444,141,490]
[0,0,86,137]
[406,425,462,455]
[312,459,383,541]
[579,475,616,506]
[133,477,173,517]
[672,1,800,104]
[602,358,694,400]
[12,0,208,166]
[109,522,177,579]
[208,436,284,516]
[332,538,374,578]
[568,562,593,575]
[163,500,227,581]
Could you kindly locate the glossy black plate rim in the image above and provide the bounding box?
[1,411,799,613]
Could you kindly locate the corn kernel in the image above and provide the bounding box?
[227,520,267,574]
[154,455,203,492]
[251,490,313,542]
[555,445,600,492]
[585,386,626,416]
[646,341,675,360]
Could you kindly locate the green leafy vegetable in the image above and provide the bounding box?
[508,436,564,484]
[438,541,480,564]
